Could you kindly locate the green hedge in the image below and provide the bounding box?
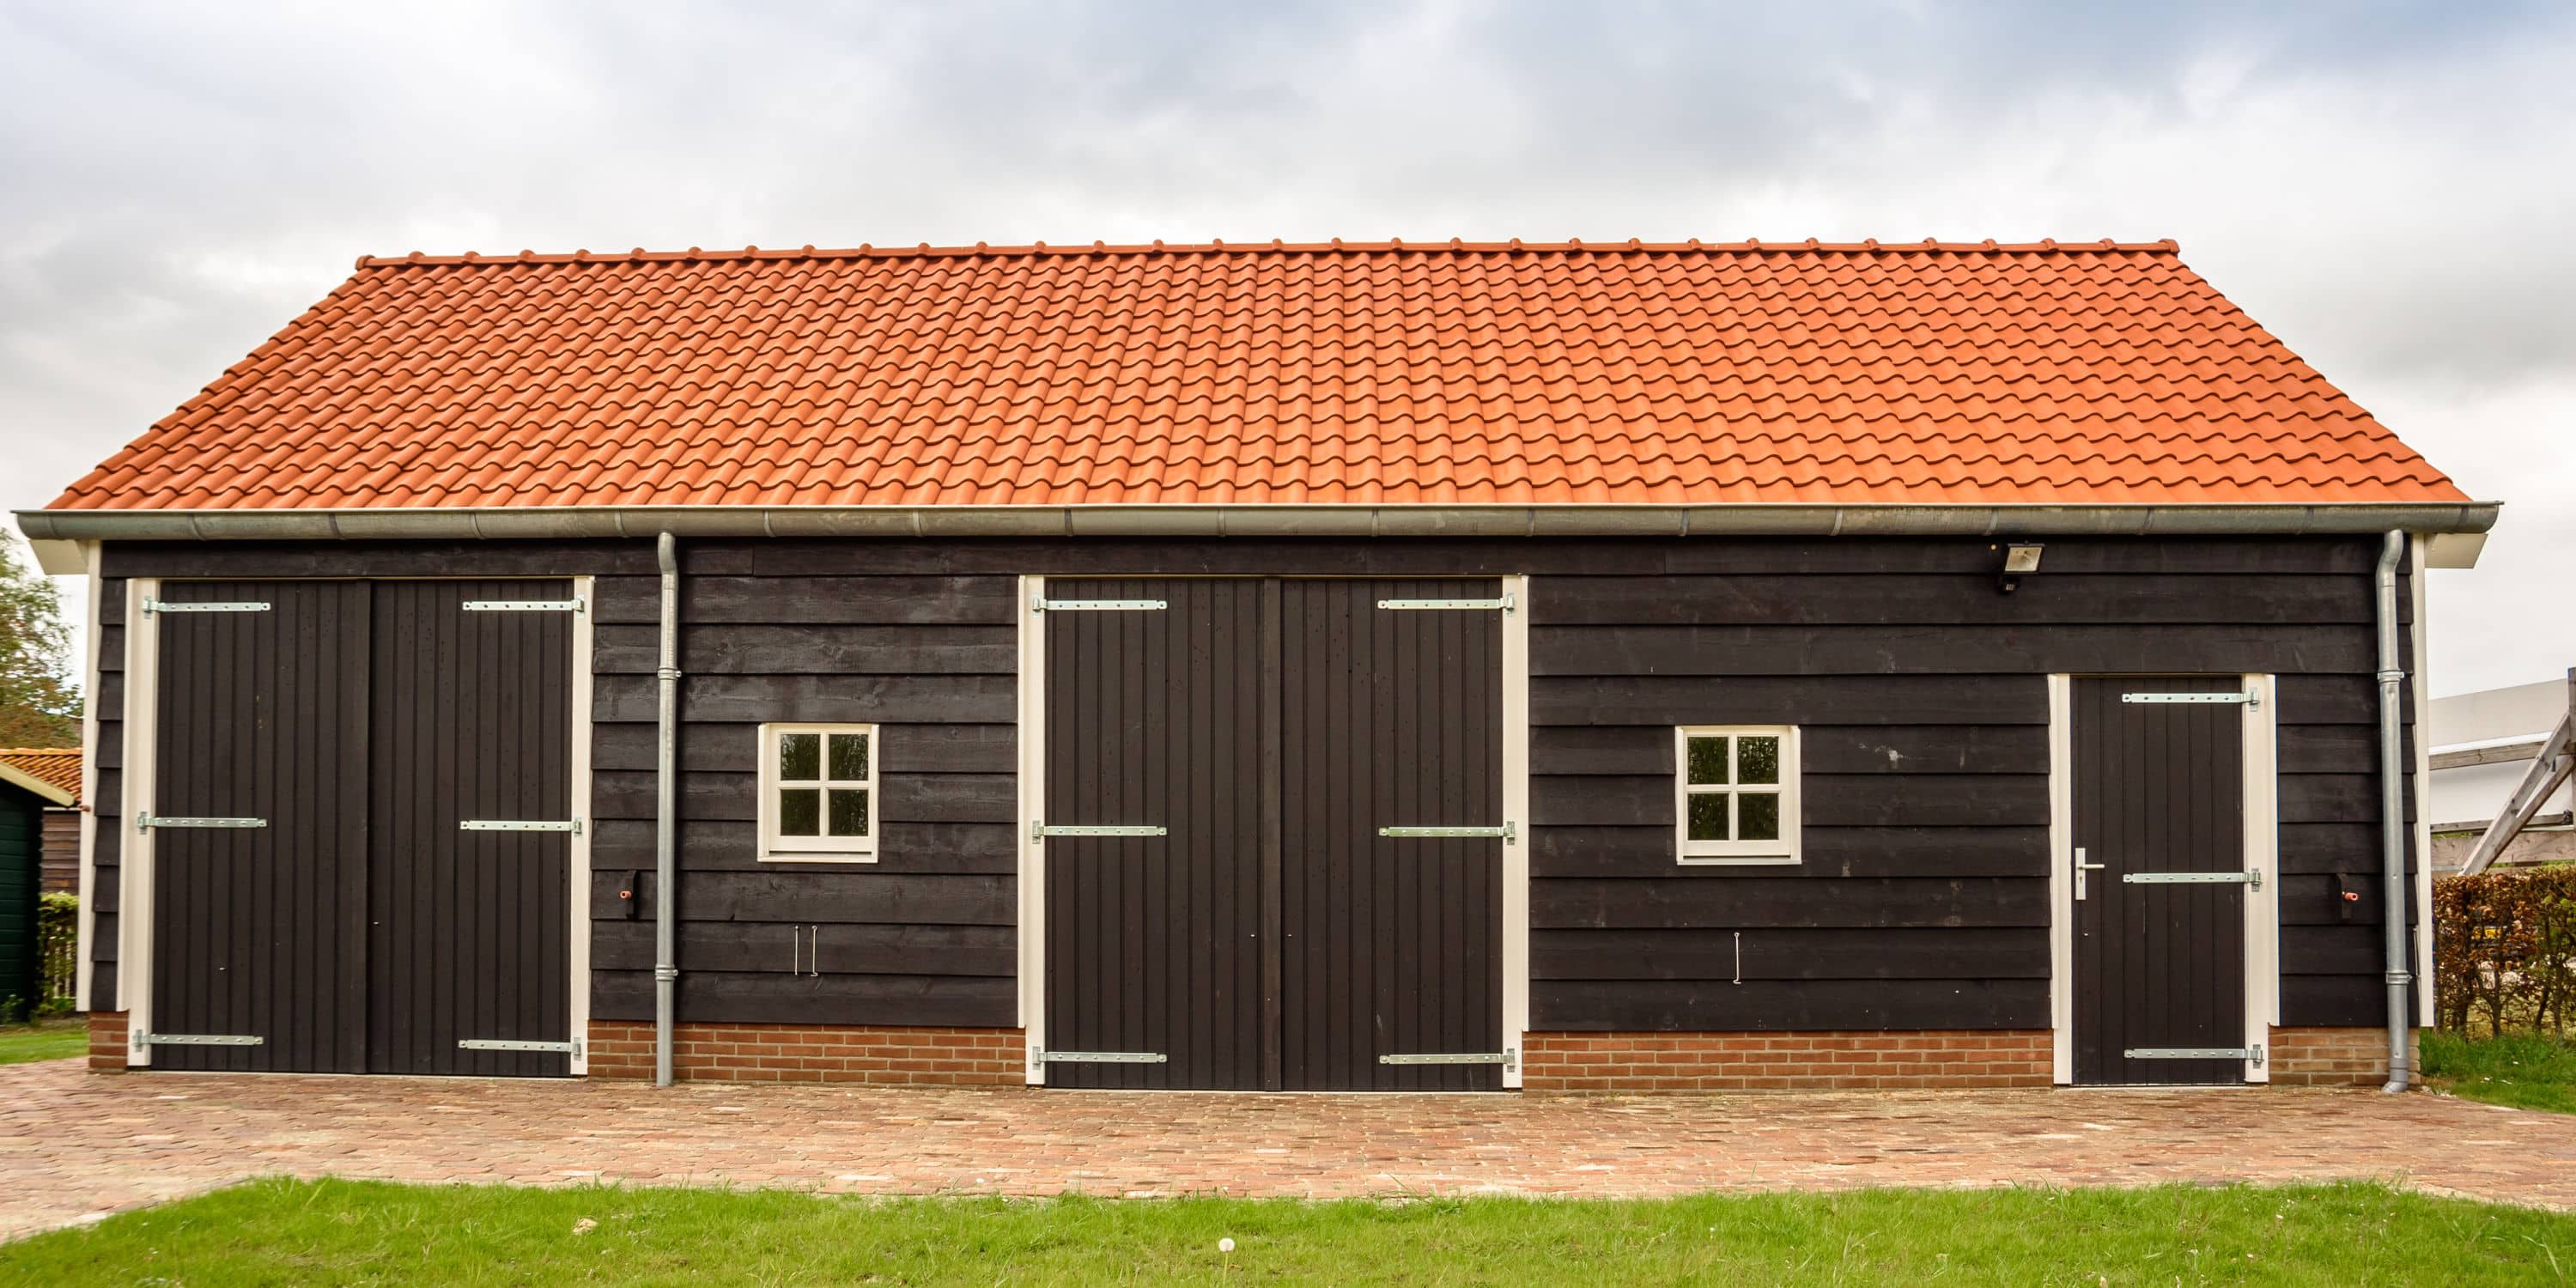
[2433,867,2576,1035]
[36,891,74,1009]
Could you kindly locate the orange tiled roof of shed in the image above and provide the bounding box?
[46,239,2467,512]
[0,749,80,803]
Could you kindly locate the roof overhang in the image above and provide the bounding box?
[0,760,75,807]
[17,501,2501,547]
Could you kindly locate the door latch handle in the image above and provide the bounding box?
[2075,847,2106,901]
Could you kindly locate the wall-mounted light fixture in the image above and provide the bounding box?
[1996,542,2044,593]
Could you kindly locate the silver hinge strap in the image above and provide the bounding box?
[143,598,270,614]
[1032,597,1168,613]
[1379,822,1516,843]
[1034,1048,1168,1064]
[2122,691,2259,708]
[2126,1045,2264,1066]
[1033,823,1169,840]
[459,1038,581,1054]
[2123,870,2262,890]
[1379,1051,1510,1065]
[138,1032,264,1047]
[462,599,586,613]
[460,818,584,835]
[137,814,265,832]
[1378,594,1515,613]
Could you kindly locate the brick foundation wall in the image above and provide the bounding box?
[2269,1026,2419,1087]
[87,1011,127,1072]
[1522,1030,2054,1091]
[586,1021,1024,1085]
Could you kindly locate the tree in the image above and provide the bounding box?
[0,538,80,748]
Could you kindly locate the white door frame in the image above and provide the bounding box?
[2049,672,2279,1084]
[1014,575,1048,1083]
[116,575,595,1072]
[118,578,161,1063]
[1013,573,1533,1087]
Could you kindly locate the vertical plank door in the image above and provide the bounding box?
[2070,676,2249,1085]
[147,580,372,1072]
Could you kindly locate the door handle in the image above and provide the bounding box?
[2075,847,2106,901]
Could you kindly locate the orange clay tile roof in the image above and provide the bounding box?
[46,239,2466,511]
[0,748,80,803]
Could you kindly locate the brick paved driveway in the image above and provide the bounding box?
[5,1057,2573,1240]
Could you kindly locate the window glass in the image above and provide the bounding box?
[778,787,821,836]
[1738,793,1780,841]
[828,788,870,836]
[1686,736,1728,786]
[779,732,820,781]
[829,732,870,781]
[1737,736,1778,785]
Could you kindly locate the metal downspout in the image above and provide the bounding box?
[2375,531,2413,1092]
[654,532,682,1088]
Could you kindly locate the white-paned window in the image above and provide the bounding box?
[1674,726,1801,865]
[758,724,877,862]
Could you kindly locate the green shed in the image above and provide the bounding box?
[0,762,73,1017]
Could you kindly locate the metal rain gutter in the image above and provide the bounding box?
[654,532,681,1089]
[2373,531,2413,1092]
[12,501,2502,543]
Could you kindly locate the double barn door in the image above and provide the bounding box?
[1040,578,1505,1091]
[140,580,578,1075]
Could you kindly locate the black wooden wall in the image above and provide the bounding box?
[88,536,2420,1036]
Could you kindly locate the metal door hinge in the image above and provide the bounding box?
[1380,1050,1511,1066]
[1379,822,1516,843]
[142,598,270,614]
[1032,596,1168,613]
[2123,870,2262,891]
[2125,1045,2263,1067]
[137,814,265,832]
[459,1038,582,1055]
[136,1032,264,1048]
[1378,594,1515,613]
[460,818,584,835]
[1033,822,1168,840]
[1032,1048,1168,1064]
[2122,691,2259,709]
[462,598,586,613]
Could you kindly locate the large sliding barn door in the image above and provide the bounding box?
[147,581,373,1072]
[142,579,575,1076]
[1040,577,1504,1091]
[368,580,578,1077]
[2070,677,2251,1085]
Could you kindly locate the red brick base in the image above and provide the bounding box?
[1522,1030,2053,1092]
[87,1012,127,1072]
[586,1021,1024,1085]
[2270,1026,2419,1087]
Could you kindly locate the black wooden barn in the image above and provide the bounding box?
[19,240,2494,1091]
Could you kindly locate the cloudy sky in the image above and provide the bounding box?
[3,0,2569,696]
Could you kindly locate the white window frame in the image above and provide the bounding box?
[757,723,878,863]
[1674,725,1801,866]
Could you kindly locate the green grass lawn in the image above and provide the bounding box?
[0,1018,83,1066]
[2424,1030,2576,1114]
[6,1178,2573,1286]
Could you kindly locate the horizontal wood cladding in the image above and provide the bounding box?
[1534,824,2051,879]
[92,535,2419,1039]
[1519,536,2412,1035]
